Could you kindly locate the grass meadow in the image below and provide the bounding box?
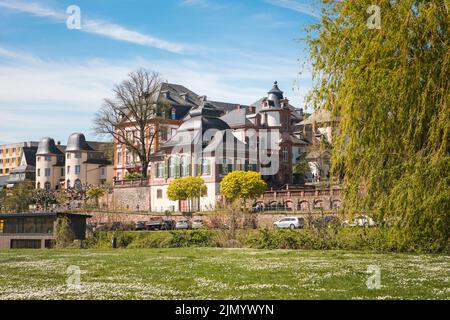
[0,247,448,300]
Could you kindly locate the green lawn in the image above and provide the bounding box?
[0,248,448,300]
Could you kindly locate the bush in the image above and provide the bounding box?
[87,228,449,253]
[123,173,143,180]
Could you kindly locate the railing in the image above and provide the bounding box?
[260,186,341,199]
[113,179,150,188]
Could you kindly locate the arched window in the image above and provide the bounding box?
[37,182,41,189]
[66,179,71,188]
[74,179,82,191]
[44,182,51,190]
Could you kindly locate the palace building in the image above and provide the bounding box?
[35,133,113,190]
[114,82,334,211]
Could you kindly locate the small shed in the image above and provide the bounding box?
[0,212,91,249]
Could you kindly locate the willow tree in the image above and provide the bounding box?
[307,0,449,250]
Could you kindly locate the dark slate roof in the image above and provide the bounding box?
[0,176,9,187]
[298,108,340,125]
[208,101,250,114]
[220,108,255,128]
[158,83,204,120]
[160,103,231,150]
[0,212,92,218]
[66,133,94,152]
[22,146,37,166]
[83,159,112,165]
[267,81,284,100]
[36,137,64,155]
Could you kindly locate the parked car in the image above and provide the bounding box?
[273,217,305,229]
[145,219,164,230]
[161,220,176,230]
[175,219,189,230]
[191,219,204,229]
[134,221,146,231]
[311,216,341,228]
[343,215,377,227]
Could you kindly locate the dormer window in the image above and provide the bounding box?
[171,108,176,120]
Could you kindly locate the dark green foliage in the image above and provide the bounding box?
[54,216,75,248]
[1,182,34,213]
[89,228,449,253]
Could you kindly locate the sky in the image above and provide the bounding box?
[0,0,321,144]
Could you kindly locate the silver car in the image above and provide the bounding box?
[175,219,189,230]
[191,220,204,229]
[273,217,305,229]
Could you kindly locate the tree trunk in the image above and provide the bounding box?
[141,160,149,178]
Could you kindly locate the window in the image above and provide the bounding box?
[0,219,4,233]
[156,163,164,178]
[160,127,168,141]
[101,167,105,176]
[37,169,41,177]
[67,153,71,159]
[168,157,179,178]
[61,168,65,176]
[10,240,41,249]
[74,179,82,190]
[201,159,211,175]
[220,159,233,175]
[67,166,70,174]
[37,182,41,189]
[5,168,9,174]
[66,180,71,188]
[44,181,51,190]
[75,153,82,159]
[171,108,176,120]
[180,156,189,177]
[75,165,81,174]
[44,168,51,177]
[44,156,51,161]
[282,147,289,162]
[156,189,163,199]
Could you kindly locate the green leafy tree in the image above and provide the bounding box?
[54,215,75,248]
[306,0,449,250]
[0,188,6,212]
[220,171,267,207]
[2,182,34,213]
[167,176,207,213]
[86,186,107,209]
[293,160,311,185]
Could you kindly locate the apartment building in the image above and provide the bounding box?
[0,141,38,189]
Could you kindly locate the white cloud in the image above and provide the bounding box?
[0,0,189,53]
[265,0,321,19]
[0,47,312,143]
[178,0,224,10]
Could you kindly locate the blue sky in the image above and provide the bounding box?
[0,0,320,144]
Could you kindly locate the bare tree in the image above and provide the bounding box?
[94,69,169,178]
